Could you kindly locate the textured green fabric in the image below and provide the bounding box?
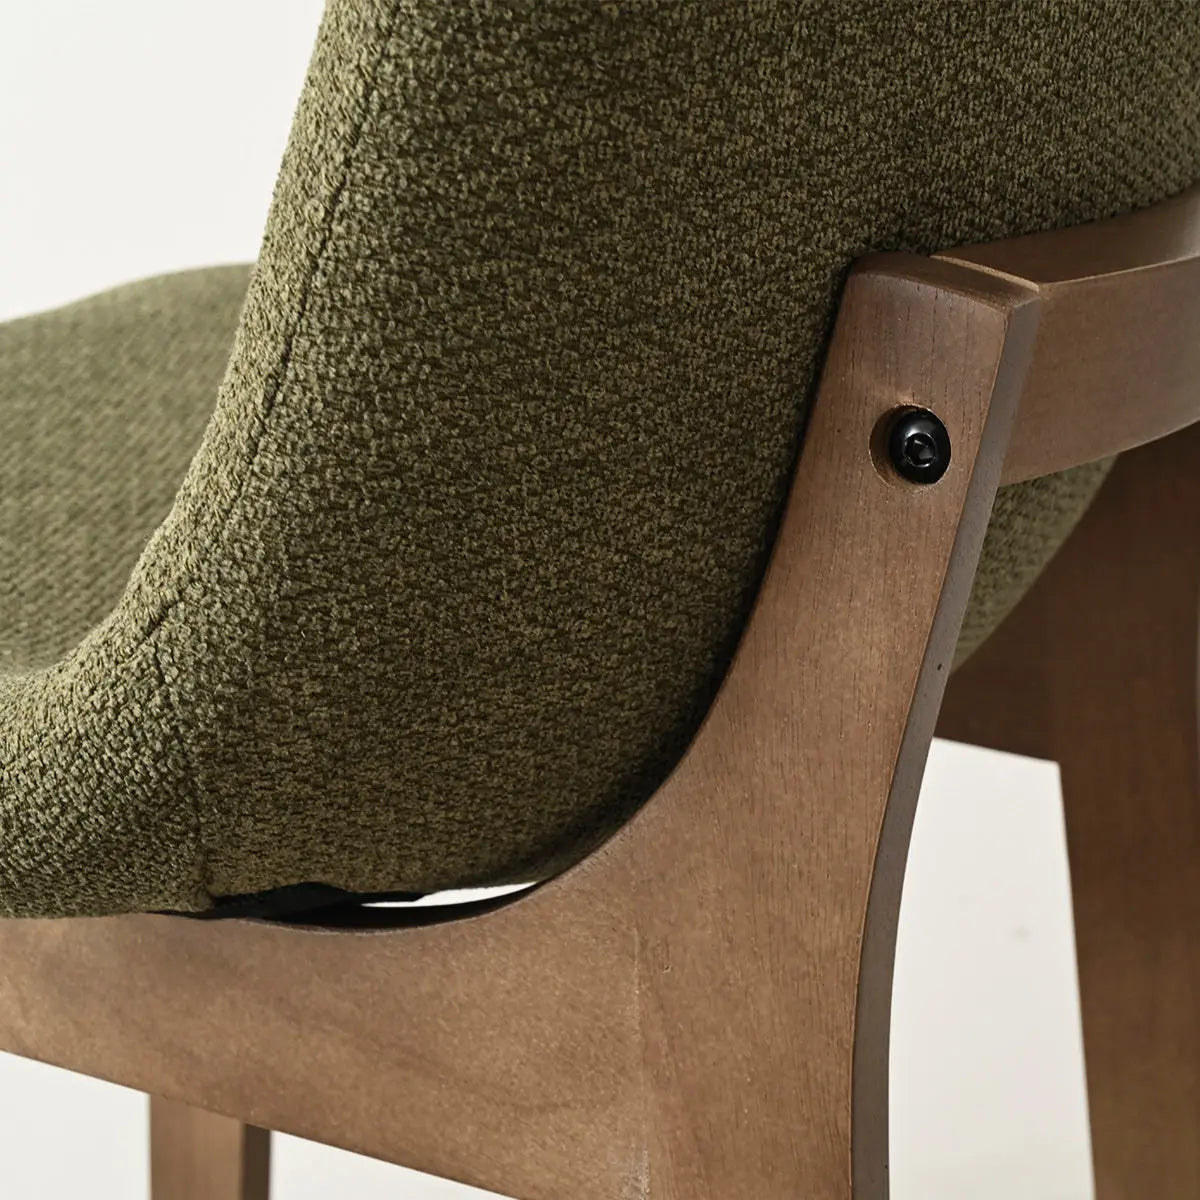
[2,1,1197,916]
[1,268,248,675]
[956,458,1114,663]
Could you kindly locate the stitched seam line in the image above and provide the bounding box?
[142,6,403,899]
[2,5,402,783]
[150,634,209,908]
[144,3,401,640]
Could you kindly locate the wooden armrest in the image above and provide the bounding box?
[939,183,1200,481]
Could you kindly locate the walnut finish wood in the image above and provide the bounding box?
[939,182,1200,483]
[0,256,1036,1199]
[150,1097,270,1200]
[939,424,1200,1199]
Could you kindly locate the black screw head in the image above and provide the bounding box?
[887,408,951,484]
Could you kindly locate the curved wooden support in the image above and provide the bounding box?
[0,258,1036,1198]
[940,423,1200,1198]
[940,182,1200,482]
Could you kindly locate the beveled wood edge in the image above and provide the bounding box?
[944,183,1200,283]
[937,181,1200,483]
[850,260,1039,1197]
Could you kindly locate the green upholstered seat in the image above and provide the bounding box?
[2,1,1196,917]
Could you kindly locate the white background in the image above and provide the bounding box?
[0,4,1094,1197]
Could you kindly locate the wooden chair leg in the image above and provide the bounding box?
[150,1096,270,1200]
[940,424,1200,1199]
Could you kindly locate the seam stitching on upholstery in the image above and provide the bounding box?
[130,7,403,901]
[150,632,211,908]
[4,7,402,784]
[144,3,401,642]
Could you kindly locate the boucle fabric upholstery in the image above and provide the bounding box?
[1,268,247,675]
[1,1,1195,917]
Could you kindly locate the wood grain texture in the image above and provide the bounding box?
[940,423,1200,1199]
[0,256,1036,1199]
[939,181,1200,483]
[150,1097,269,1200]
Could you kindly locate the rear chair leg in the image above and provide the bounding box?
[940,425,1200,1199]
[150,1095,270,1200]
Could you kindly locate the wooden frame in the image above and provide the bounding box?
[1,188,1199,1198]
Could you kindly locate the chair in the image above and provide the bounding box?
[0,184,1196,1200]
[3,4,1200,1197]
